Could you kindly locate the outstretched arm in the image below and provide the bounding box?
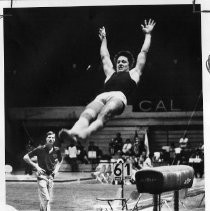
[130,19,156,84]
[99,27,115,78]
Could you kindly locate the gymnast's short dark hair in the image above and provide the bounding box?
[114,50,135,70]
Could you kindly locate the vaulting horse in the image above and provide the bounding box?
[135,165,194,211]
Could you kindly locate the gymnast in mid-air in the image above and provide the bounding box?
[59,19,156,141]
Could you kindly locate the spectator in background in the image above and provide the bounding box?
[76,141,89,164]
[113,132,123,154]
[153,152,161,164]
[143,152,154,168]
[189,147,204,178]
[169,142,176,165]
[109,138,115,156]
[160,148,170,164]
[65,140,78,172]
[131,155,140,171]
[122,138,133,156]
[112,150,123,162]
[129,156,141,184]
[133,137,141,157]
[139,137,146,155]
[138,150,147,169]
[176,137,191,165]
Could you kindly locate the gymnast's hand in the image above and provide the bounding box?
[99,26,106,40]
[141,19,156,34]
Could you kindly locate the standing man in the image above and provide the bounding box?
[59,19,156,142]
[23,131,62,211]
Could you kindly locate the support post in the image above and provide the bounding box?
[153,194,158,211]
[174,190,179,211]
[121,161,124,210]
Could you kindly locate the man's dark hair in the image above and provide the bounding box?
[46,131,55,136]
[44,131,55,140]
[114,50,135,70]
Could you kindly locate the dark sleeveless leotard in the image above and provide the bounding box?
[103,71,137,101]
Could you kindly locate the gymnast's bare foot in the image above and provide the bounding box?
[75,129,90,140]
[58,129,77,142]
[58,128,89,142]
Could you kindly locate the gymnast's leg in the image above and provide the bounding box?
[59,100,104,140]
[78,98,124,139]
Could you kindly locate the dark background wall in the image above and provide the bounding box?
[4,5,202,111]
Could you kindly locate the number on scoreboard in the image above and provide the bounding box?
[113,162,131,180]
